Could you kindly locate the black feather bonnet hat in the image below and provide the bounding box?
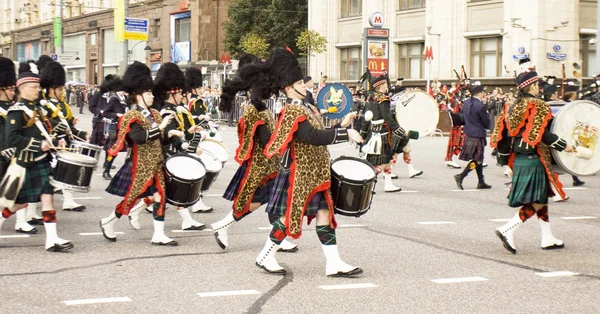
[39,60,66,89]
[185,67,203,91]
[219,53,271,112]
[0,57,16,89]
[153,62,185,105]
[122,61,153,95]
[36,55,54,74]
[99,74,122,94]
[267,48,303,91]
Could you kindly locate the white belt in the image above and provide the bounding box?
[371,119,384,125]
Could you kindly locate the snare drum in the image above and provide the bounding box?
[165,154,206,207]
[197,153,223,192]
[200,139,229,165]
[330,156,377,217]
[50,152,97,193]
[71,140,103,164]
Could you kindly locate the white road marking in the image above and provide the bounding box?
[204,194,222,197]
[450,189,480,192]
[197,290,261,297]
[62,296,132,305]
[431,277,488,284]
[535,271,579,277]
[562,187,587,191]
[171,229,213,233]
[257,227,271,230]
[560,216,597,220]
[0,234,30,238]
[400,190,419,193]
[319,283,377,290]
[338,224,365,228]
[73,197,103,200]
[417,221,456,225]
[79,232,125,236]
[489,219,511,222]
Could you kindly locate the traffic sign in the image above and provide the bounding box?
[124,17,149,41]
[55,52,78,65]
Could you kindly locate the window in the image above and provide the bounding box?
[399,0,426,10]
[397,42,424,79]
[580,36,596,77]
[470,37,502,77]
[341,0,361,18]
[340,47,361,81]
[89,33,97,46]
[151,19,161,39]
[175,17,190,42]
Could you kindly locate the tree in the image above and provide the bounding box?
[296,29,327,73]
[241,33,270,58]
[223,0,308,56]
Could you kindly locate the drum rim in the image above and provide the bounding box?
[331,155,377,183]
[166,197,201,207]
[550,100,600,176]
[49,178,91,193]
[55,157,98,168]
[71,141,103,150]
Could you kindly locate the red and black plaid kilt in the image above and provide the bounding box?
[459,136,486,163]
[16,160,54,204]
[445,126,465,161]
[265,170,327,217]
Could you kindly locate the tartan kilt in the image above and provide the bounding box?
[223,161,247,201]
[106,160,158,197]
[90,121,106,146]
[507,154,550,207]
[459,136,486,163]
[445,126,465,161]
[364,132,394,167]
[16,160,54,204]
[265,169,327,217]
[391,132,409,154]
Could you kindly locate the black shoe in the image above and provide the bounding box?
[64,205,86,212]
[278,246,299,253]
[102,172,112,180]
[46,241,74,252]
[573,179,585,186]
[255,262,287,275]
[327,267,364,278]
[477,182,492,189]
[15,227,38,234]
[454,174,464,190]
[27,218,44,225]
[495,230,516,254]
[151,240,178,246]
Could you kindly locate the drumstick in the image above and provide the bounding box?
[72,134,87,142]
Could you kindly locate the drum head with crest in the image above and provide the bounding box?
[550,100,600,176]
[394,90,439,136]
[316,83,353,120]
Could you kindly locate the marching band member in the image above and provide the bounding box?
[491,70,573,254]
[101,79,127,180]
[445,90,465,169]
[453,84,492,190]
[0,57,38,234]
[211,53,297,252]
[89,75,116,147]
[185,67,214,213]
[38,60,89,212]
[0,63,72,252]
[144,62,205,231]
[359,75,405,192]
[258,48,363,277]
[99,61,178,246]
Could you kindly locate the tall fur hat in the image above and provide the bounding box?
[238,53,260,69]
[153,62,185,105]
[16,62,40,87]
[36,55,54,73]
[0,57,17,89]
[185,67,203,91]
[99,74,122,93]
[39,61,66,89]
[122,61,153,95]
[267,48,303,91]
[220,55,270,112]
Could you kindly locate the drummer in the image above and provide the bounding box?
[100,61,180,246]
[491,69,574,254]
[185,67,215,214]
[211,53,297,252]
[38,59,90,212]
[0,63,73,252]
[147,62,206,231]
[258,48,363,277]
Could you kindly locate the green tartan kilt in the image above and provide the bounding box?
[507,154,549,207]
[16,160,54,204]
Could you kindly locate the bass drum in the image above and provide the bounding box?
[393,90,439,136]
[550,100,600,176]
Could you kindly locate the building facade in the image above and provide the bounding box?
[0,0,229,85]
[308,0,598,88]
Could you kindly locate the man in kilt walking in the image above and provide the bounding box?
[0,63,73,252]
[453,84,492,190]
[491,70,574,253]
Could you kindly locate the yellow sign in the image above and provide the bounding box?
[124,32,148,41]
[114,0,125,42]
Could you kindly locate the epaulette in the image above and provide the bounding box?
[377,94,390,103]
[7,103,26,112]
[160,109,176,116]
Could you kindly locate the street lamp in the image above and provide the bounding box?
[128,41,152,58]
